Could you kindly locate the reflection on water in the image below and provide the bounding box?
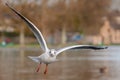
[0,46,119,80]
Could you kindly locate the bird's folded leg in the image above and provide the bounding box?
[36,62,41,72]
[44,64,48,75]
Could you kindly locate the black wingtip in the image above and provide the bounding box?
[94,46,108,50]
[5,3,9,7]
[104,46,108,49]
[100,46,108,49]
[5,3,13,10]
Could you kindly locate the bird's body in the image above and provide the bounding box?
[39,52,57,64]
[6,3,108,75]
[29,51,57,64]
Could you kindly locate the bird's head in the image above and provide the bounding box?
[49,49,56,57]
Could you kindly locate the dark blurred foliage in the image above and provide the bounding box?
[0,0,111,36]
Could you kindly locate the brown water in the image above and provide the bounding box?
[0,46,120,80]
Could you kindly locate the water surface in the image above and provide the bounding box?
[0,46,120,80]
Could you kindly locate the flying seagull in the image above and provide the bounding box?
[6,3,108,75]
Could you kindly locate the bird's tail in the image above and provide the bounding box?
[28,56,40,63]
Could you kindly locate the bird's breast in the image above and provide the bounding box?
[40,54,56,64]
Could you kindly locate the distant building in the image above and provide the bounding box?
[93,11,120,45]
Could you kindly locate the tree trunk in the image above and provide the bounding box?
[20,26,25,48]
[41,0,48,42]
[61,25,67,44]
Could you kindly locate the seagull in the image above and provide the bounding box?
[6,3,108,75]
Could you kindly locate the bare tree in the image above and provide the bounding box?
[46,0,111,43]
[2,0,111,45]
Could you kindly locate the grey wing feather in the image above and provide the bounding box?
[56,45,108,55]
[28,56,40,63]
[6,3,49,52]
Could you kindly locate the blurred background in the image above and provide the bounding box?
[0,0,120,80]
[0,0,119,47]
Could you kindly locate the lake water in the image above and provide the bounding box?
[0,46,120,80]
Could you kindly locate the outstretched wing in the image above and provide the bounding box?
[56,45,108,55]
[6,3,49,52]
